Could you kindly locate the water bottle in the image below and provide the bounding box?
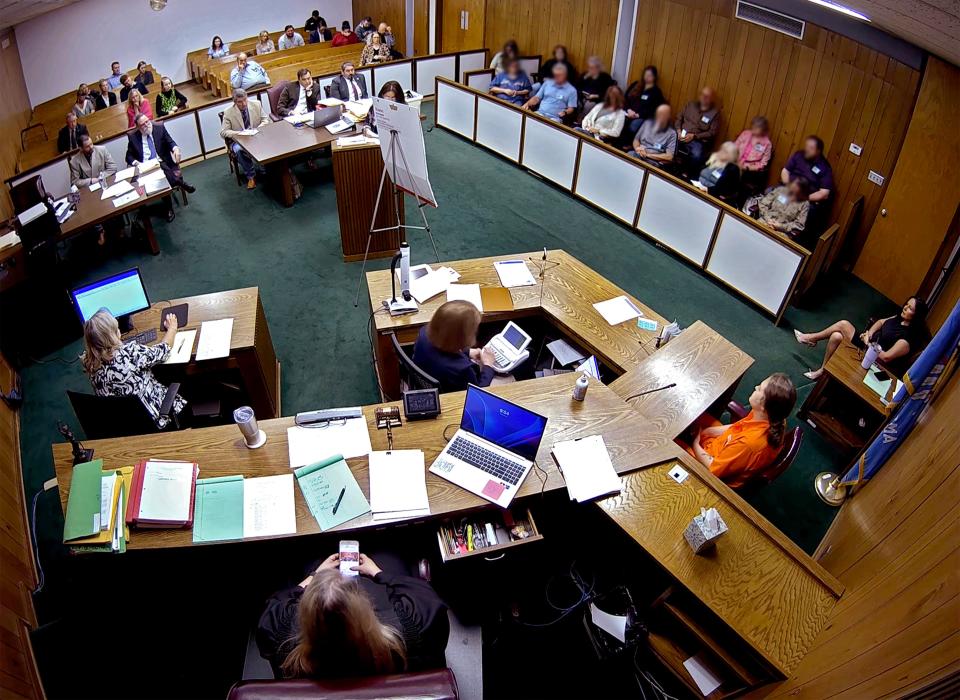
[861,342,880,369]
[98,171,106,190]
[572,374,589,402]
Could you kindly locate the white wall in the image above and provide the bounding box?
[16,0,352,106]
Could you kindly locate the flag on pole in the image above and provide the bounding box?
[840,300,960,488]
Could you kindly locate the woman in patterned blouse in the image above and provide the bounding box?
[81,309,186,428]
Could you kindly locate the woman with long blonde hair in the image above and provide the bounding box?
[257,552,449,679]
[126,88,154,128]
[82,308,186,428]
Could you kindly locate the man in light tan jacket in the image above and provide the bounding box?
[220,88,269,189]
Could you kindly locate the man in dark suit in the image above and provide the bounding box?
[329,62,368,102]
[94,79,118,110]
[57,112,89,153]
[126,115,195,221]
[277,68,321,116]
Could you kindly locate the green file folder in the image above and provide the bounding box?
[63,459,104,542]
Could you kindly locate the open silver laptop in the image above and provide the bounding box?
[429,385,548,508]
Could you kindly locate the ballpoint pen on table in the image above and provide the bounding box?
[331,486,346,514]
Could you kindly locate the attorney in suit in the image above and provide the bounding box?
[57,112,89,153]
[277,68,321,117]
[70,134,117,187]
[94,79,118,110]
[220,88,269,190]
[126,115,196,220]
[330,62,368,102]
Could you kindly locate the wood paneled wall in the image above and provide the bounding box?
[627,0,919,268]
[761,369,960,698]
[853,56,960,303]
[0,29,31,222]
[352,0,406,53]
[483,0,621,75]
[0,353,43,700]
[413,0,429,56]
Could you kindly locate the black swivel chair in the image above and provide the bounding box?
[67,383,182,439]
[388,332,440,392]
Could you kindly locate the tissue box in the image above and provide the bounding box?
[684,511,728,554]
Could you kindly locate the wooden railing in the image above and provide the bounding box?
[433,76,809,323]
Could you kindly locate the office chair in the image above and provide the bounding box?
[218,111,245,186]
[389,332,440,392]
[726,401,803,487]
[267,81,290,121]
[67,383,182,439]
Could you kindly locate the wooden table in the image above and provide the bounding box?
[331,141,404,262]
[128,287,281,420]
[0,175,172,292]
[798,340,888,452]
[233,119,355,207]
[609,320,754,439]
[367,250,670,397]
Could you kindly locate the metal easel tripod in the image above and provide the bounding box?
[353,128,440,307]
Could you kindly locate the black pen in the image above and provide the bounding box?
[332,487,346,514]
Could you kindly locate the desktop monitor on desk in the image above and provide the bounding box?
[70,267,151,333]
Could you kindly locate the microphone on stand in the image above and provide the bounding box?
[528,247,560,306]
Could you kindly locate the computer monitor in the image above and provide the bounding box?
[70,267,151,333]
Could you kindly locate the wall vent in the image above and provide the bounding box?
[735,1,805,39]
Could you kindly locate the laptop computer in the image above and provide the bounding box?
[310,105,344,129]
[485,321,532,373]
[429,385,548,507]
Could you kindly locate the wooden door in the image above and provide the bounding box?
[440,0,485,53]
[853,57,960,303]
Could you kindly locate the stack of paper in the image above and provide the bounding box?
[100,180,134,200]
[287,415,372,468]
[64,460,132,553]
[552,435,622,502]
[0,231,21,251]
[446,283,483,311]
[368,450,430,521]
[494,260,537,288]
[112,191,141,208]
[195,318,233,360]
[593,296,644,326]
[295,454,370,530]
[400,265,460,304]
[116,158,160,181]
[243,474,297,538]
[125,460,198,529]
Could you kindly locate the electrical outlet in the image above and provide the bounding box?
[849,143,862,156]
[868,170,885,186]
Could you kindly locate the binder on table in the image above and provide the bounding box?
[63,459,105,542]
[125,459,198,529]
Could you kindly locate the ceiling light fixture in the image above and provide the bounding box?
[805,0,870,22]
[149,0,167,11]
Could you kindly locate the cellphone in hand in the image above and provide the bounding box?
[339,540,360,577]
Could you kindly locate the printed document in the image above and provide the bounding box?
[287,416,372,467]
[494,260,536,288]
[195,318,233,360]
[243,473,296,538]
[593,296,643,326]
[368,450,430,520]
[137,460,195,522]
[446,284,483,312]
[552,435,621,502]
[164,329,196,364]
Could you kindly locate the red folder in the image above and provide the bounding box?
[125,460,198,529]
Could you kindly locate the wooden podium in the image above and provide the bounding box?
[332,142,405,261]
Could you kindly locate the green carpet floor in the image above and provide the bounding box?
[15,103,895,558]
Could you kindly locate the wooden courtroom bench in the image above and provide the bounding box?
[209,44,363,97]
[188,30,289,82]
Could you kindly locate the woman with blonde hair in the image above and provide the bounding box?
[72,84,95,117]
[413,300,497,392]
[255,30,275,55]
[692,140,740,201]
[257,552,449,679]
[82,309,186,428]
[126,88,153,128]
[360,32,391,65]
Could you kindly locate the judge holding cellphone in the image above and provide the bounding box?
[257,551,450,679]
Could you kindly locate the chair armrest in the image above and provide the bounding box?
[726,400,748,420]
[159,382,180,417]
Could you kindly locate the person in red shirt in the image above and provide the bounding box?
[331,21,360,46]
[680,373,797,488]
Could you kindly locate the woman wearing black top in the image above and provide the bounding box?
[154,76,188,116]
[540,45,577,87]
[795,296,929,380]
[257,552,449,679]
[412,300,497,392]
[623,65,664,143]
[577,55,615,122]
[136,61,155,86]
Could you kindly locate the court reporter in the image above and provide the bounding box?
[82,309,187,429]
[257,552,449,680]
[794,296,929,380]
[413,300,497,392]
[682,373,797,488]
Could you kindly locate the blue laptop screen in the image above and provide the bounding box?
[460,386,548,462]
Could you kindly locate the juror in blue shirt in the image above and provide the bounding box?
[532,79,578,121]
[490,70,532,106]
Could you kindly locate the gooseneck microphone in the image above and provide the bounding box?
[624,382,677,402]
